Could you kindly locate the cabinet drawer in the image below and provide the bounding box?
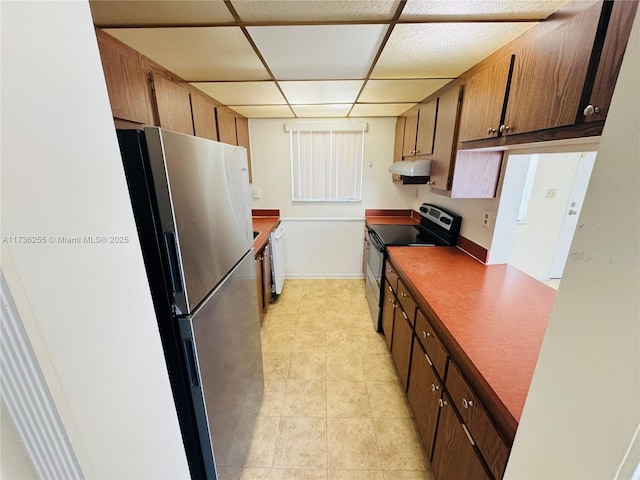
[415,309,449,380]
[396,279,416,325]
[447,362,510,480]
[384,262,399,293]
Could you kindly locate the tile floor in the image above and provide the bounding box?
[219,279,435,480]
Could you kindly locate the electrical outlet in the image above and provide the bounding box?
[545,188,557,199]
[482,211,492,229]
[252,187,261,199]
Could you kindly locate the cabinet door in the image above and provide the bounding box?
[458,55,512,142]
[503,2,602,135]
[584,0,639,123]
[393,116,406,164]
[391,308,413,390]
[447,362,510,480]
[96,30,153,125]
[415,100,437,156]
[191,92,218,141]
[396,279,417,326]
[415,309,449,380]
[408,337,442,460]
[262,242,272,308]
[151,72,194,135]
[402,107,419,157]
[381,280,396,351]
[217,107,238,145]
[255,255,265,322]
[432,393,491,480]
[429,84,462,190]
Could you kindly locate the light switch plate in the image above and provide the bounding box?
[252,187,261,199]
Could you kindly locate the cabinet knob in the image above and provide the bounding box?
[438,398,448,408]
[411,149,416,154]
[487,127,496,134]
[499,124,510,134]
[431,383,440,392]
[426,180,435,186]
[422,331,431,338]
[462,398,474,409]
[583,104,601,116]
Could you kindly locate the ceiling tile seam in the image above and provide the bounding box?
[224,0,297,117]
[186,77,457,83]
[348,0,408,117]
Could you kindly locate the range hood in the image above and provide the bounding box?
[388,159,432,177]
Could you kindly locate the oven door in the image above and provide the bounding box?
[365,228,385,331]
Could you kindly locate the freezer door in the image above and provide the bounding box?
[145,127,253,314]
[180,251,264,478]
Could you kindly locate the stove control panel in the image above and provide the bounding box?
[419,204,461,233]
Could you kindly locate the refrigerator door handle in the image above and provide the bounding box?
[182,339,200,387]
[163,231,184,294]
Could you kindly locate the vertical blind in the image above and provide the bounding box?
[288,123,365,202]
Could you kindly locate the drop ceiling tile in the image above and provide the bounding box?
[228,105,295,118]
[291,104,352,118]
[233,0,400,22]
[247,25,388,80]
[191,82,286,105]
[350,103,417,117]
[372,23,535,79]
[90,0,234,26]
[401,0,569,21]
[104,27,270,81]
[280,81,364,105]
[359,79,452,103]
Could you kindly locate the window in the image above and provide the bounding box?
[287,121,366,202]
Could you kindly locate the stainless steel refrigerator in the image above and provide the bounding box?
[117,127,264,479]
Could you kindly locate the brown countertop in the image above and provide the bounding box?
[252,216,280,254]
[387,246,556,437]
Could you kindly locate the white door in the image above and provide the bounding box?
[549,152,597,278]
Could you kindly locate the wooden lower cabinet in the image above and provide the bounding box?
[432,392,492,480]
[407,338,443,460]
[381,280,396,351]
[390,307,413,390]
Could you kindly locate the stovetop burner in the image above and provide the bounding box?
[369,224,444,246]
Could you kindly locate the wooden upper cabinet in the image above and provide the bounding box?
[584,0,639,123]
[191,92,218,141]
[95,30,153,125]
[401,107,419,157]
[393,116,406,164]
[415,100,437,156]
[503,2,603,136]
[429,83,462,190]
[151,71,194,136]
[216,107,238,146]
[458,55,512,143]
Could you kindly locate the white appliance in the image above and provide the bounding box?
[270,224,286,295]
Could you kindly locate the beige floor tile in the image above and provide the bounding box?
[225,415,281,468]
[297,311,328,333]
[262,328,296,353]
[366,381,412,418]
[327,470,384,480]
[262,313,298,333]
[282,379,327,417]
[356,331,390,355]
[270,301,302,316]
[327,417,381,470]
[327,380,371,418]
[382,471,435,480]
[271,468,328,480]
[288,352,326,380]
[273,417,327,469]
[292,331,326,352]
[264,378,288,395]
[262,352,292,382]
[326,351,364,381]
[373,417,429,471]
[326,328,361,352]
[361,353,400,382]
[218,466,272,480]
[242,388,285,417]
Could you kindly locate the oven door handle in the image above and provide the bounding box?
[368,229,385,252]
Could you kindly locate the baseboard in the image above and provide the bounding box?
[284,274,365,280]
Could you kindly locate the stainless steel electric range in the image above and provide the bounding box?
[364,203,462,331]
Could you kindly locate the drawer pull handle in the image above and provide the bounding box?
[424,353,433,367]
[461,424,476,445]
[462,398,474,409]
[387,285,393,293]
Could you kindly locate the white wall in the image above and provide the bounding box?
[508,152,581,278]
[249,117,416,277]
[505,8,640,479]
[1,2,190,478]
